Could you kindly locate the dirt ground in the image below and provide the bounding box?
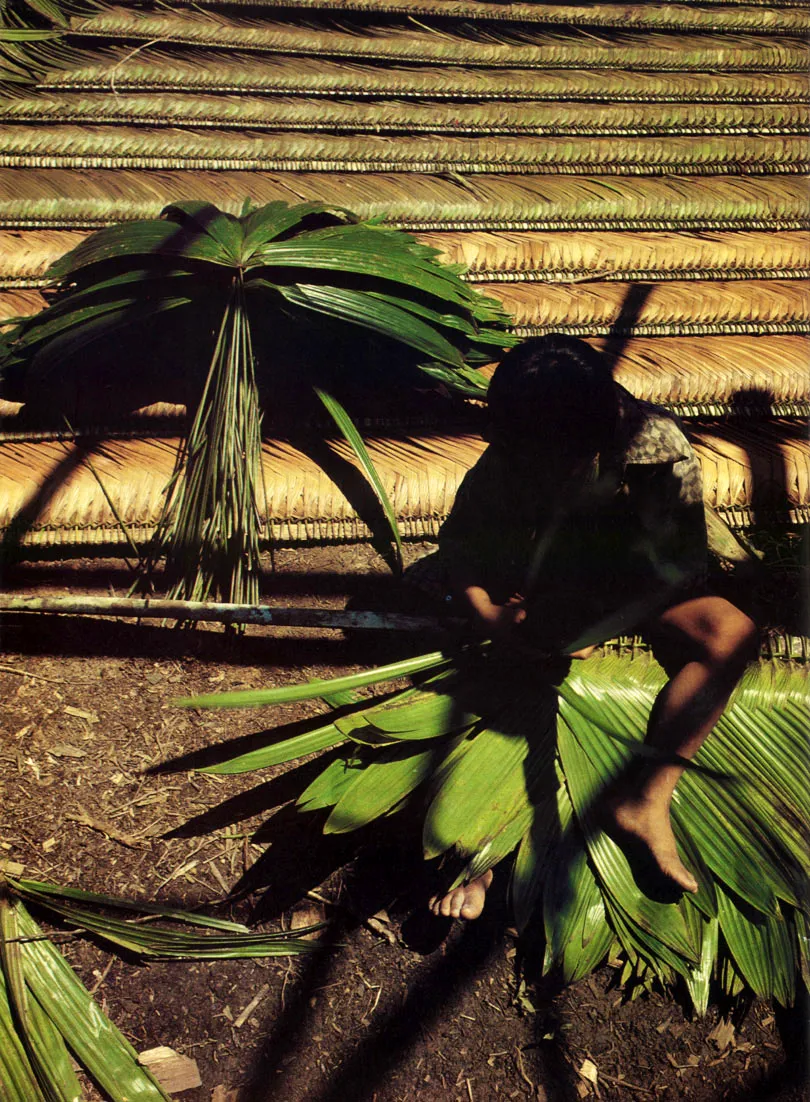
[1,546,808,1102]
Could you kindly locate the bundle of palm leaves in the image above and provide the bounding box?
[0,199,512,595]
[0,874,321,1102]
[181,644,809,1011]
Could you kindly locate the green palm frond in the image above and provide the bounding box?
[67,11,808,72]
[0,876,319,1102]
[1,206,511,594]
[1,126,804,177]
[2,93,806,138]
[41,50,810,103]
[2,173,806,233]
[182,649,810,1008]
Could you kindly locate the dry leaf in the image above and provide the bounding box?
[138,1046,201,1093]
[708,1018,735,1051]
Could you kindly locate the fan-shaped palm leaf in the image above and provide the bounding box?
[181,647,810,1008]
[1,200,512,595]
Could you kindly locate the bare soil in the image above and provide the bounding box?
[1,547,807,1102]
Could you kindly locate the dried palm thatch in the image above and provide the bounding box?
[3,93,807,137]
[67,11,809,71]
[0,289,46,319]
[1,171,807,232]
[41,50,810,103]
[1,424,807,551]
[421,230,810,284]
[6,229,808,288]
[154,0,810,36]
[0,230,88,287]
[489,281,810,338]
[3,126,804,176]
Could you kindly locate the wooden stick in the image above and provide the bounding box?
[0,594,453,632]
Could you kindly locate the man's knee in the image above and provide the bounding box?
[655,596,758,672]
[698,600,758,669]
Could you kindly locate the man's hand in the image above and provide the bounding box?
[463,587,527,641]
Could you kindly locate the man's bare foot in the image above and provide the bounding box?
[604,795,698,895]
[429,869,493,920]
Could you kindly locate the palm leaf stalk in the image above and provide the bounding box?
[0,199,513,594]
[0,876,321,1102]
[179,648,810,1011]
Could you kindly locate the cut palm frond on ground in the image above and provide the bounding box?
[1,171,806,233]
[180,648,810,1010]
[0,199,512,595]
[0,876,319,1102]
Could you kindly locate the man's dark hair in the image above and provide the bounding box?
[487,334,619,456]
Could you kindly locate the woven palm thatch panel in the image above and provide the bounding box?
[5,126,804,176]
[6,229,808,287]
[67,11,809,71]
[602,336,810,411]
[4,94,806,138]
[0,290,45,320]
[423,231,810,283]
[489,281,810,337]
[1,171,806,232]
[161,0,810,35]
[0,231,88,287]
[42,52,810,103]
[1,427,807,550]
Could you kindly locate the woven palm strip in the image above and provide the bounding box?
[0,336,806,421]
[41,51,810,103]
[0,289,45,319]
[1,171,805,233]
[67,11,809,71]
[423,230,810,284]
[487,281,810,337]
[2,127,806,177]
[600,336,810,411]
[1,425,806,550]
[0,232,87,288]
[4,95,807,138]
[160,0,810,35]
[5,230,809,288]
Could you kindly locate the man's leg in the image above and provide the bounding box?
[606,596,758,893]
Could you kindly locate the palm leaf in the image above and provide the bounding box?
[190,647,810,1006]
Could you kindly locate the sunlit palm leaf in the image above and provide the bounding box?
[184,648,810,1007]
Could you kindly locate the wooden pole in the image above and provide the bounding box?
[0,594,452,632]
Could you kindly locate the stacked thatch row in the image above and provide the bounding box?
[0,0,808,550]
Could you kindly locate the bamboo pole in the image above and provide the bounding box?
[0,594,452,631]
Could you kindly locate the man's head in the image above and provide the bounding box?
[487,335,619,466]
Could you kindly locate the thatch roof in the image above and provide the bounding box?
[0,0,806,555]
[1,426,807,553]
